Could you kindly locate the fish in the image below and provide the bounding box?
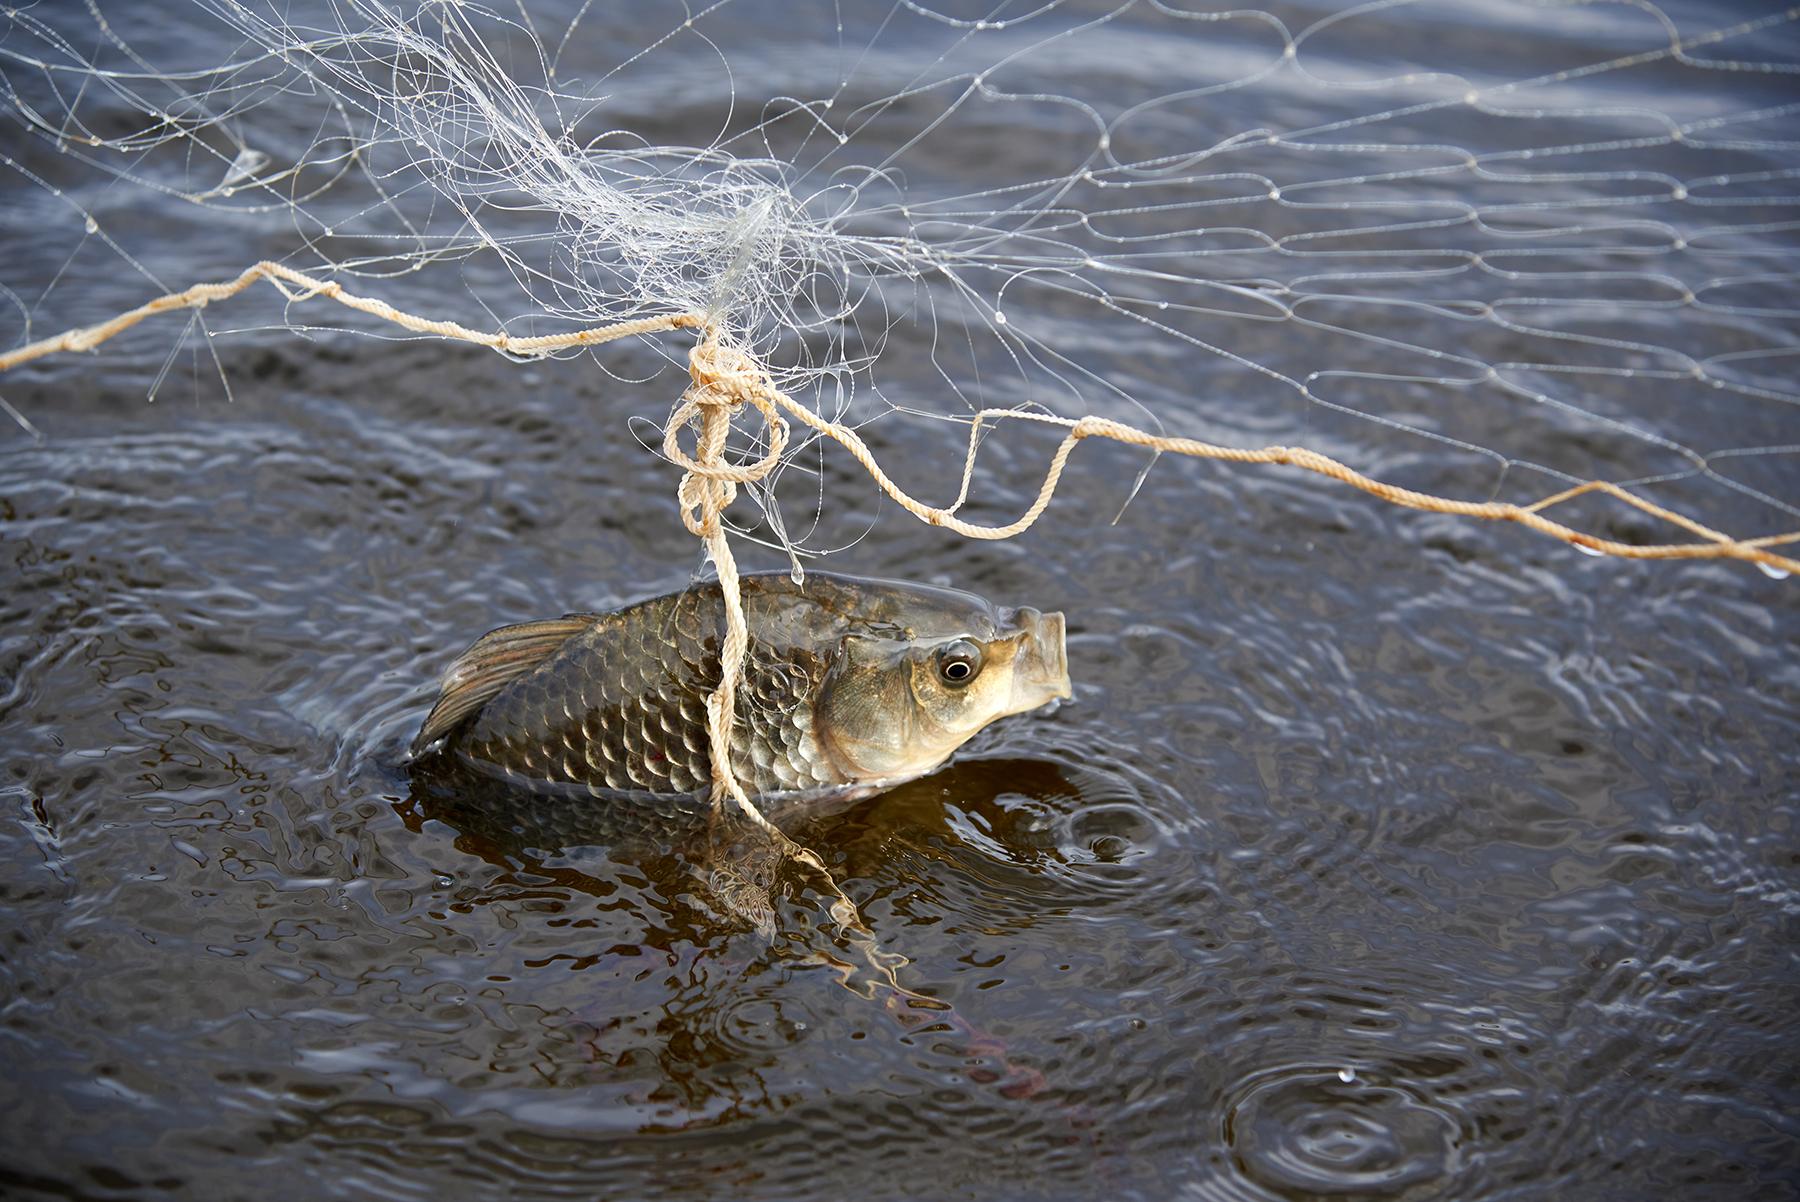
[411,572,1071,824]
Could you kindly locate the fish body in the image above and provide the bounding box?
[412,573,1070,812]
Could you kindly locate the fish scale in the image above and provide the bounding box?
[460,584,841,796]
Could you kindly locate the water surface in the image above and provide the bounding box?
[2,3,1797,1199]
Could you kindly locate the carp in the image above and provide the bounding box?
[413,572,1070,818]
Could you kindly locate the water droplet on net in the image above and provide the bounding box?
[1756,561,1789,580]
[1339,1067,1356,1083]
[83,215,98,234]
[993,310,1007,325]
[1573,543,1604,557]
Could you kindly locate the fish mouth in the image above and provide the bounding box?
[1006,606,1072,706]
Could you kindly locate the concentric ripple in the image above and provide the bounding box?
[1223,1065,1461,1199]
[711,994,814,1057]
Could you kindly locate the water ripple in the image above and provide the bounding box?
[3,8,1799,1197]
[1224,1065,1460,1199]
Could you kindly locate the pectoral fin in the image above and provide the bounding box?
[412,615,597,754]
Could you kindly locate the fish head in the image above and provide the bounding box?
[812,580,1071,785]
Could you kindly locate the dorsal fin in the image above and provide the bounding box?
[412,615,598,754]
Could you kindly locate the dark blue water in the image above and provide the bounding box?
[2,2,1797,1199]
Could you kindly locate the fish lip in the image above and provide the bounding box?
[1007,606,1071,704]
[1040,610,1071,701]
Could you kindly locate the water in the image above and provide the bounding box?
[3,3,1798,1200]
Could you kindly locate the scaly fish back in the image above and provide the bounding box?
[432,583,846,798]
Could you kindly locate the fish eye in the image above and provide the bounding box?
[936,639,982,686]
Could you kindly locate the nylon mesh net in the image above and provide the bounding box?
[4,0,1796,576]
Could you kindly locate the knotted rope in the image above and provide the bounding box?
[656,338,910,987]
[662,334,788,824]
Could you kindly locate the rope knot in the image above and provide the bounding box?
[660,334,795,824]
[687,338,766,402]
[664,335,789,539]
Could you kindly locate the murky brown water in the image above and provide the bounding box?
[3,3,1798,1200]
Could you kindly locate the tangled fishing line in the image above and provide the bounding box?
[3,1,1798,837]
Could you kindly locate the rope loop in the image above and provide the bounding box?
[664,335,790,539]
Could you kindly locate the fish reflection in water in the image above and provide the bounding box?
[400,747,1102,1136]
[397,756,870,1125]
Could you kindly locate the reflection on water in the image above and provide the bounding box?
[4,3,1800,1200]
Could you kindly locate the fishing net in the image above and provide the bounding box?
[3,1,1797,844]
